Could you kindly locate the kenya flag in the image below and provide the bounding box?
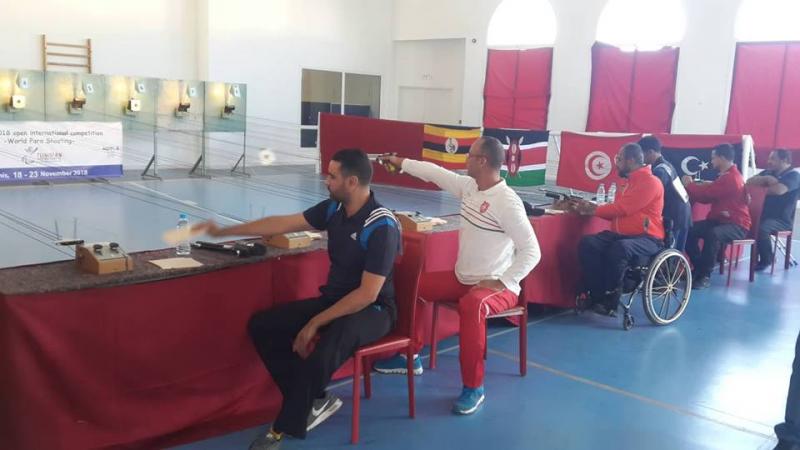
[483,128,549,186]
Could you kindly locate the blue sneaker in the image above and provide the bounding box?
[373,354,423,375]
[452,386,485,415]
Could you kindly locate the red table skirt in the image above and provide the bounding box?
[0,214,607,449]
[0,253,333,450]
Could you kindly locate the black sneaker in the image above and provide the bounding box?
[307,392,343,432]
[591,303,617,317]
[249,430,282,450]
[755,261,771,272]
[692,276,711,290]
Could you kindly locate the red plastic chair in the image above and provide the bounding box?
[719,186,766,286]
[770,230,794,275]
[350,232,426,444]
[428,280,528,377]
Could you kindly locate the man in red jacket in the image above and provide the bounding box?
[683,143,751,290]
[570,143,665,316]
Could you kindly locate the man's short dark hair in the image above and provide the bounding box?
[773,148,793,165]
[332,149,372,185]
[638,136,662,154]
[712,143,735,162]
[621,143,644,165]
[478,136,506,170]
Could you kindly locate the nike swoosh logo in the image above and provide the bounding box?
[311,400,329,416]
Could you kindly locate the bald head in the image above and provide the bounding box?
[477,136,505,170]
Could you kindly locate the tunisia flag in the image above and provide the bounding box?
[556,132,642,192]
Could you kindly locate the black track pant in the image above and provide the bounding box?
[578,231,663,307]
[686,220,746,278]
[248,296,392,438]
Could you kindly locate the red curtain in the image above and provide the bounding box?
[726,42,800,165]
[483,48,553,129]
[586,42,679,133]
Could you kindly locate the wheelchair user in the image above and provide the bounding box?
[564,143,666,316]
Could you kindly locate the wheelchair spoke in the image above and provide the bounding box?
[670,263,686,287]
[659,291,671,317]
[655,267,670,286]
[651,286,670,296]
[654,289,670,309]
[675,286,687,302]
[674,290,686,307]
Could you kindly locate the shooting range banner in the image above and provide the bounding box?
[0,121,123,182]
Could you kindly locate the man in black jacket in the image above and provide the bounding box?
[639,136,692,250]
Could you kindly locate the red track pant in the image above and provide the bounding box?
[417,272,518,388]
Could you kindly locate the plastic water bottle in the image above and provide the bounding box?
[176,213,191,256]
[607,182,617,204]
[596,183,606,205]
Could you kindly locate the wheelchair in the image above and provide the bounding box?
[576,226,693,331]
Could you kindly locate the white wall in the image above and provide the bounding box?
[0,0,197,80]
[394,39,465,124]
[672,0,744,133]
[392,0,499,126]
[204,0,394,166]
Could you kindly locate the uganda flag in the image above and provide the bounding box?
[422,124,482,170]
[483,128,549,187]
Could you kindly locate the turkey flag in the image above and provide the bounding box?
[654,134,744,181]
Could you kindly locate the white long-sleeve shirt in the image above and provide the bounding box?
[401,159,541,295]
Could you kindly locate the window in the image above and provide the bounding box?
[596,0,686,51]
[486,0,556,49]
[300,69,380,148]
[735,0,800,42]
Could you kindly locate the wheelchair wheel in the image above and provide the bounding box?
[642,249,692,325]
[623,313,635,331]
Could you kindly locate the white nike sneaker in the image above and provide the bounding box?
[307,392,343,432]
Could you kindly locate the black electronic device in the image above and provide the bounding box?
[192,240,267,258]
[539,188,583,201]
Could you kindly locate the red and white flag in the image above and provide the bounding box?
[556,132,642,192]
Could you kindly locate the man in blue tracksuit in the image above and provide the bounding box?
[639,136,692,250]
